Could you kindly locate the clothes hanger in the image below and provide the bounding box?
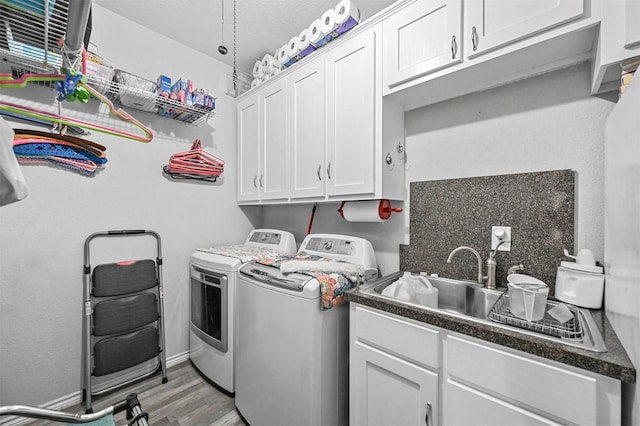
[13,128,107,158]
[163,139,225,181]
[169,140,224,172]
[0,73,154,142]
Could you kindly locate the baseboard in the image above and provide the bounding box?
[0,352,191,426]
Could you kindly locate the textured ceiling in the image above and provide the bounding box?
[93,0,396,79]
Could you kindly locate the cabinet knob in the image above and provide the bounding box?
[253,175,258,188]
[259,174,264,187]
[317,164,322,181]
[327,162,332,179]
[451,35,457,59]
[471,26,479,51]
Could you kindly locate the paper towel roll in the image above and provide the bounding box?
[334,0,361,35]
[272,48,283,69]
[269,66,280,78]
[252,59,263,78]
[308,19,325,47]
[317,9,338,47]
[278,44,291,67]
[262,53,274,71]
[338,200,403,223]
[297,28,316,59]
[286,35,300,58]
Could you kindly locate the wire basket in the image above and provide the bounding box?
[110,70,157,112]
[488,292,583,339]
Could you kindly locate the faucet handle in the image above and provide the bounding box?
[507,263,526,275]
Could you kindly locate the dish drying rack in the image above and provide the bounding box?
[488,292,583,339]
[0,0,214,125]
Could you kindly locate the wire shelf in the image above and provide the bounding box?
[0,0,69,69]
[82,73,215,126]
[0,0,215,126]
[488,292,583,339]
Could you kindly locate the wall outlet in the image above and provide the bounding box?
[491,226,511,251]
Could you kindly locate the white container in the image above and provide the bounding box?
[554,248,605,309]
[507,279,549,322]
[555,266,605,308]
[382,272,438,308]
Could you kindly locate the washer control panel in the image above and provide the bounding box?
[305,237,354,256]
[299,234,378,277]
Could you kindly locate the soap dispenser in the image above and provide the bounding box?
[554,249,604,309]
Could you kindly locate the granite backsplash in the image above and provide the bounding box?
[399,169,575,292]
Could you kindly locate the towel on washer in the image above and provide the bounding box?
[280,259,363,275]
[257,252,363,309]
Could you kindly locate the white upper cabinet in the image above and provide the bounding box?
[383,0,463,91]
[624,0,640,49]
[326,28,376,197]
[591,0,640,94]
[289,60,326,200]
[382,0,598,110]
[237,94,261,202]
[260,80,289,201]
[236,81,289,203]
[237,22,405,205]
[465,0,585,59]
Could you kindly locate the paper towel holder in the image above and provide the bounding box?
[338,199,403,222]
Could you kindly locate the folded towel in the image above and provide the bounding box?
[256,253,363,309]
[280,260,364,275]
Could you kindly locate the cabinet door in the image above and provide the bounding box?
[260,80,289,201]
[383,0,462,89]
[289,60,326,199]
[237,94,261,202]
[326,29,376,197]
[466,0,584,58]
[351,341,438,426]
[625,0,640,49]
[444,380,559,425]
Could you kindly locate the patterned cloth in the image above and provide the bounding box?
[196,245,288,263]
[257,252,363,310]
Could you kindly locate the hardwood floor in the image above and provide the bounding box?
[29,362,244,426]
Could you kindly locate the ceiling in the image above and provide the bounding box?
[93,0,396,79]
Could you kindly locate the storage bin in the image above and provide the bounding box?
[112,70,157,112]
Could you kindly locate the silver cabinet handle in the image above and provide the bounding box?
[326,162,332,179]
[471,26,479,51]
[259,174,264,187]
[451,35,457,59]
[253,175,258,188]
[317,164,322,181]
[425,402,432,426]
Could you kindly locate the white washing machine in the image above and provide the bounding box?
[235,233,378,426]
[189,229,297,395]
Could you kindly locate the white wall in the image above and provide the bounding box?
[0,5,254,408]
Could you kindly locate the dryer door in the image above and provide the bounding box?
[190,265,228,352]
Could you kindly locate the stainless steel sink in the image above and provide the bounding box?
[359,272,607,352]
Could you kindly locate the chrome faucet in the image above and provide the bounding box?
[447,242,508,289]
[446,246,485,285]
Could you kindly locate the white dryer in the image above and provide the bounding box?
[189,229,296,394]
[235,233,378,425]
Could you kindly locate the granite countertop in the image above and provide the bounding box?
[346,284,636,383]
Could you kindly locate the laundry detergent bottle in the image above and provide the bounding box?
[554,249,605,309]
